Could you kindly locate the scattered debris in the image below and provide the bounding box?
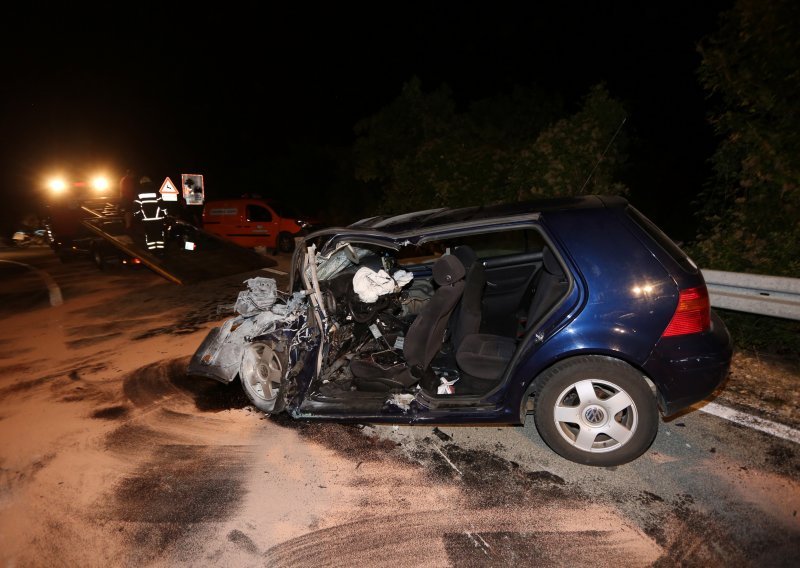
[387,393,415,412]
[433,427,453,442]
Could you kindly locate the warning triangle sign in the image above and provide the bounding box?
[159,177,179,201]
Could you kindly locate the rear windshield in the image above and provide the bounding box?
[626,206,698,274]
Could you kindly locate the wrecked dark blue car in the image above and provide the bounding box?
[188,195,732,466]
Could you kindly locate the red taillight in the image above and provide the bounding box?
[662,286,711,337]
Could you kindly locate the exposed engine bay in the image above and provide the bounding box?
[315,259,424,385]
[300,242,446,397]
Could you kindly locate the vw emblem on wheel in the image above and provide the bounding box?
[584,406,606,425]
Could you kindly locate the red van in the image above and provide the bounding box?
[202,197,316,253]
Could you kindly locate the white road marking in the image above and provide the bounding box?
[475,533,492,550]
[464,531,489,555]
[434,445,463,476]
[261,268,288,276]
[699,402,800,444]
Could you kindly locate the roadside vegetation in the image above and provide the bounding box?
[346,0,799,358]
[690,0,799,356]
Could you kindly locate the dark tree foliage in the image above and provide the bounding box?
[692,0,800,277]
[509,84,628,200]
[353,78,629,214]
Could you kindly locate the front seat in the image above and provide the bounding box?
[351,254,466,391]
[455,247,567,382]
[449,245,486,350]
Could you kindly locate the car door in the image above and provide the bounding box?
[241,203,277,249]
[456,229,547,336]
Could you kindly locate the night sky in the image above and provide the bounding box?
[1,2,733,238]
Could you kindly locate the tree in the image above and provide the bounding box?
[509,84,629,200]
[353,79,628,214]
[692,0,800,276]
[353,77,457,213]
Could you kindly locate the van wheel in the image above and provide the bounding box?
[278,232,294,253]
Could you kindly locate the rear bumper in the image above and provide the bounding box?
[643,310,733,416]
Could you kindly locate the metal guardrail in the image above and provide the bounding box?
[702,269,800,321]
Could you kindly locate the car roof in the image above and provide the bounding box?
[346,195,628,234]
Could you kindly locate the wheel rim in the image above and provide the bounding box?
[279,234,292,251]
[551,378,638,453]
[241,343,283,402]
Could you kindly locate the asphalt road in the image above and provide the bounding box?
[0,248,62,313]
[0,244,798,566]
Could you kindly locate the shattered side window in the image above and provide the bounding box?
[395,241,446,267]
[390,230,544,269]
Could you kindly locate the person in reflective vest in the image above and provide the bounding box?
[134,177,166,253]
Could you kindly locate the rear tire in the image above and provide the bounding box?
[533,356,658,466]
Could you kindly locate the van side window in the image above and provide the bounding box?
[247,205,272,222]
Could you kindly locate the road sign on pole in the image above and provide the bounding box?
[181,174,205,205]
[159,177,179,201]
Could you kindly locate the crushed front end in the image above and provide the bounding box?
[187,276,311,386]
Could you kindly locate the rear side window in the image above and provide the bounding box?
[393,229,545,268]
[626,206,698,273]
[455,229,545,259]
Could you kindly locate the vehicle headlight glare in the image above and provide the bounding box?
[91,176,109,191]
[48,178,67,193]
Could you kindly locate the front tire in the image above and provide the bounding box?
[239,341,288,414]
[533,356,658,466]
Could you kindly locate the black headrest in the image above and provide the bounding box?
[542,247,563,276]
[453,245,477,270]
[432,255,466,286]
